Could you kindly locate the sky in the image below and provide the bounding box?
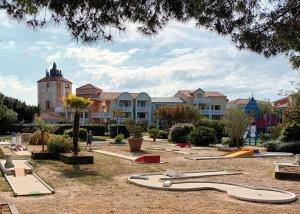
[0,11,299,106]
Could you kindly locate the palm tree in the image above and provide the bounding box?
[63,94,92,156]
[31,119,53,152]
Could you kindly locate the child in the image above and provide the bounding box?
[86,130,93,151]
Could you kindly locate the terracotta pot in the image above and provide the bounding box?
[128,137,143,152]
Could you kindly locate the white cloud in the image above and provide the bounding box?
[47,46,142,65]
[0,75,36,105]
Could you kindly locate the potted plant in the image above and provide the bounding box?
[125,119,144,152]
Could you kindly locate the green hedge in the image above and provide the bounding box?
[188,126,217,146]
[109,125,130,138]
[168,123,194,143]
[280,122,300,142]
[0,124,106,136]
[47,135,73,155]
[64,128,87,140]
[194,120,225,144]
[264,141,300,154]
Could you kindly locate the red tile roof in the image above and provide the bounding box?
[178,89,226,98]
[204,91,226,97]
[76,84,103,91]
[100,92,142,100]
[39,113,65,123]
[37,76,72,84]
[227,98,269,105]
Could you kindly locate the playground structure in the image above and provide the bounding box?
[242,97,280,145]
[128,171,297,204]
[0,157,54,196]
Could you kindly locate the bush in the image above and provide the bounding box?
[194,119,225,144]
[148,123,156,130]
[64,128,87,140]
[81,125,106,136]
[47,135,72,155]
[168,123,194,143]
[264,141,300,154]
[264,141,278,152]
[148,128,159,137]
[157,130,168,139]
[269,124,283,140]
[114,134,124,143]
[109,124,130,138]
[260,133,270,142]
[188,126,217,146]
[280,122,300,142]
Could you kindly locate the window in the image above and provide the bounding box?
[215,105,221,110]
[46,83,50,88]
[198,94,203,98]
[65,83,69,88]
[46,101,51,110]
[138,112,146,118]
[137,101,146,107]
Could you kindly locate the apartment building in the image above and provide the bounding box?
[174,88,227,119]
[76,84,152,124]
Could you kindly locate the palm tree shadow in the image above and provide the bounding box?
[61,165,99,178]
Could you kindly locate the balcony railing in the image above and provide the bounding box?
[118,106,132,112]
[195,98,210,104]
[200,109,225,116]
[91,112,112,119]
[136,106,150,112]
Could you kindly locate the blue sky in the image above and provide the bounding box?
[0,11,299,105]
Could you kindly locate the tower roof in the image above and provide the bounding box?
[37,62,72,83]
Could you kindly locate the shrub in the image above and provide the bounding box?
[148,128,159,137]
[264,141,300,154]
[168,123,194,143]
[188,126,217,146]
[81,125,106,136]
[269,124,283,140]
[64,128,87,140]
[280,122,300,142]
[157,130,168,139]
[109,125,130,138]
[148,123,156,130]
[276,142,300,154]
[260,133,270,142]
[195,119,225,144]
[264,141,278,152]
[114,134,124,143]
[47,135,72,155]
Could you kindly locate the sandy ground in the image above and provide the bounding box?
[0,141,299,214]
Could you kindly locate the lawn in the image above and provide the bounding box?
[0,141,299,214]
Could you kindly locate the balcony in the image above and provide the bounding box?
[91,112,112,119]
[136,106,150,112]
[195,98,210,104]
[118,106,132,112]
[55,107,65,113]
[200,109,225,116]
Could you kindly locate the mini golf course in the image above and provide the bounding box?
[128,171,297,204]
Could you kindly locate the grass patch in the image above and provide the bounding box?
[0,174,11,192]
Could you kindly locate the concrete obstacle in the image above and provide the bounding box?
[0,159,54,196]
[93,149,164,164]
[275,155,300,181]
[128,171,296,204]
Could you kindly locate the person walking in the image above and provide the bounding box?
[86,130,93,151]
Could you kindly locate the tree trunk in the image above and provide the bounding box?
[41,133,45,152]
[73,111,80,156]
